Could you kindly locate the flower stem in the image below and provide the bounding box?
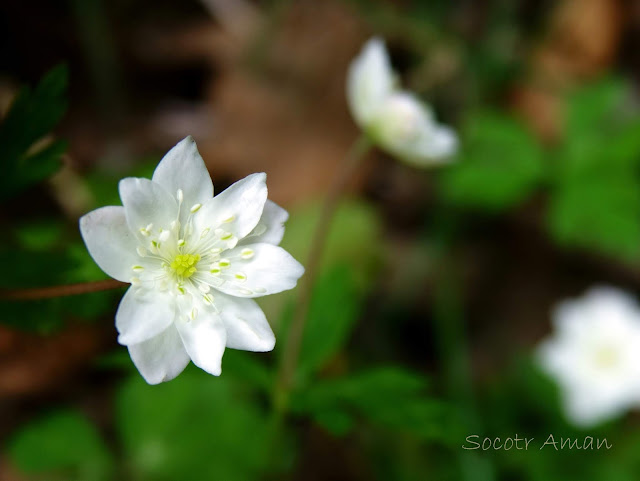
[0,279,127,301]
[273,135,371,411]
[430,210,496,481]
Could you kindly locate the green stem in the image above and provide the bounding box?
[430,210,496,481]
[272,135,371,412]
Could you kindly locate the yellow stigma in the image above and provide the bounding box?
[170,253,201,278]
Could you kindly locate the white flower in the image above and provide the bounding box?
[536,286,640,427]
[347,37,458,166]
[80,137,304,384]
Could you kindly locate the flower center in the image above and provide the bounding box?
[170,253,201,279]
[593,345,619,370]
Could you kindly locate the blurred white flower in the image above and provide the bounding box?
[536,286,640,427]
[80,137,304,384]
[347,37,458,167]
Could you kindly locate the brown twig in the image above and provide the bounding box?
[0,279,128,301]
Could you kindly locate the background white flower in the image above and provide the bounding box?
[80,136,304,384]
[347,37,458,167]
[536,286,640,427]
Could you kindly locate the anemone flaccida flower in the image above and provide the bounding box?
[537,286,640,427]
[80,137,304,384]
[347,37,458,167]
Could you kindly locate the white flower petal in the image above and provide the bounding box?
[127,324,190,385]
[369,90,457,167]
[175,313,227,376]
[119,177,178,237]
[240,200,289,246]
[215,293,275,351]
[213,243,304,298]
[193,173,267,240]
[152,136,214,216]
[413,125,459,162]
[371,91,431,150]
[116,287,175,345]
[79,206,138,282]
[347,37,395,126]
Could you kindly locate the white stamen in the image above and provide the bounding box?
[190,203,202,213]
[159,230,170,242]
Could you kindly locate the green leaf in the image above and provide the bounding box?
[8,410,113,481]
[566,77,626,140]
[295,265,364,380]
[439,111,544,211]
[547,78,640,261]
[222,349,273,392]
[13,219,65,251]
[291,367,453,441]
[0,65,68,199]
[262,199,382,353]
[547,175,640,261]
[280,199,383,293]
[116,369,270,481]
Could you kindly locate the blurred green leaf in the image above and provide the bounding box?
[566,77,626,140]
[296,265,363,381]
[547,78,640,261]
[440,111,544,211]
[13,219,65,251]
[8,410,113,481]
[222,349,273,392]
[280,199,383,293]
[116,369,270,481]
[0,65,68,199]
[292,366,452,441]
[548,175,640,260]
[261,198,383,334]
